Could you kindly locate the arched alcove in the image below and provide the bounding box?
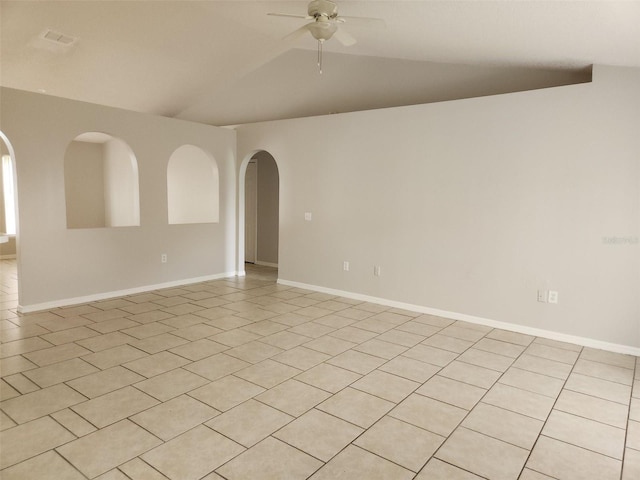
[167,144,219,224]
[64,132,140,228]
[0,130,20,308]
[239,150,280,272]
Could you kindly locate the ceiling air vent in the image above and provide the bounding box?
[41,29,77,46]
[32,28,78,53]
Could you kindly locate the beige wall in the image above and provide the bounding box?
[255,151,279,266]
[64,141,106,228]
[0,87,236,308]
[0,139,16,257]
[237,65,640,350]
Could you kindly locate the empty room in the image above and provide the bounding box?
[0,1,638,479]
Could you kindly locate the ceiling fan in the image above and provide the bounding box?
[268,0,385,73]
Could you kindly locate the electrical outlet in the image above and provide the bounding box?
[343,261,350,271]
[537,290,547,303]
[161,254,167,263]
[548,290,558,304]
[304,212,312,221]
[374,265,381,277]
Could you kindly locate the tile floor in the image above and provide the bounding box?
[1,259,639,479]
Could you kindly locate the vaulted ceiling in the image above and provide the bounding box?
[1,1,639,126]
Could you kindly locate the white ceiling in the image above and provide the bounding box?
[1,1,639,126]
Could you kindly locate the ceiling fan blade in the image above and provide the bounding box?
[282,24,312,44]
[333,28,357,47]
[267,13,312,20]
[337,16,386,28]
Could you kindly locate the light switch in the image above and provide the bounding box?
[304,212,312,221]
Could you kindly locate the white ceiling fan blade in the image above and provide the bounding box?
[337,16,386,28]
[282,24,312,44]
[267,13,312,20]
[333,28,357,47]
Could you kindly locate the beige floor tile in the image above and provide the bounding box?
[1,324,49,343]
[169,338,228,360]
[270,313,311,327]
[184,352,250,380]
[77,331,135,352]
[129,332,188,354]
[310,444,414,480]
[628,420,640,450]
[259,330,310,349]
[119,458,170,480]
[527,435,621,480]
[439,325,487,342]
[87,318,139,334]
[580,347,636,369]
[225,340,284,364]
[172,323,223,341]
[355,416,444,472]
[0,416,75,469]
[519,469,557,480]
[526,343,580,365]
[234,358,301,388]
[275,408,363,461]
[190,375,264,411]
[295,363,362,393]
[436,427,529,480]
[143,425,244,480]
[376,329,425,347]
[554,389,629,428]
[67,365,145,398]
[72,386,158,428]
[370,311,414,325]
[304,335,356,356]
[1,410,17,430]
[3,372,39,393]
[296,305,335,319]
[351,370,419,403]
[134,367,209,401]
[210,329,263,347]
[353,338,408,359]
[351,318,396,334]
[462,403,544,449]
[123,351,190,378]
[288,322,335,338]
[573,358,634,385]
[1,383,86,424]
[513,353,573,380]
[474,338,526,358]
[131,394,218,440]
[23,357,98,388]
[416,375,486,410]
[121,322,175,339]
[623,448,640,480]
[317,387,394,428]
[329,326,378,343]
[532,337,583,352]
[327,349,386,374]
[313,314,355,329]
[23,343,92,367]
[565,372,632,404]
[161,313,210,329]
[402,344,459,367]
[51,408,97,436]
[271,346,331,370]
[482,383,555,420]
[40,326,99,346]
[396,321,441,337]
[416,458,484,479]
[485,329,534,347]
[242,318,288,335]
[390,393,467,436]
[218,436,321,480]
[457,348,514,372]
[630,397,640,421]
[378,355,441,383]
[0,450,86,480]
[0,378,19,401]
[438,360,501,389]
[83,344,148,370]
[206,398,293,447]
[0,355,37,376]
[256,379,331,416]
[543,410,626,459]
[499,367,564,398]
[58,419,161,478]
[337,307,375,320]
[421,334,474,354]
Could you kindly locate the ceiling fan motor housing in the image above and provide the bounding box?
[308,0,339,20]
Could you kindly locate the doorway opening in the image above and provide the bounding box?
[1,130,19,314]
[240,151,280,276]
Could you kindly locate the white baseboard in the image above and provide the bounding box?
[255,261,279,268]
[0,254,16,260]
[18,271,239,314]
[277,279,640,357]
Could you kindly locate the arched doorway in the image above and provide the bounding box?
[239,151,280,275]
[0,130,20,312]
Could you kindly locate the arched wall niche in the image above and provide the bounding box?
[64,132,140,229]
[167,144,219,225]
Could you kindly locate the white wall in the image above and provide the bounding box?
[237,65,640,350]
[104,137,140,227]
[0,87,236,309]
